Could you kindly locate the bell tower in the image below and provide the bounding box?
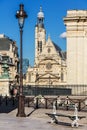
[35,7,46,65]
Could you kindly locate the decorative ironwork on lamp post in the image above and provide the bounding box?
[16,4,28,117]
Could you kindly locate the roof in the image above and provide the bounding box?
[60,51,66,59]
[53,42,61,51]
[52,42,66,59]
[0,36,14,51]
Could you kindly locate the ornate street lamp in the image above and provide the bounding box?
[16,4,28,117]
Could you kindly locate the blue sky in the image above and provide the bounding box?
[0,0,87,65]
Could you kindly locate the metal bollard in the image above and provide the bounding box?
[28,98,30,107]
[35,98,38,109]
[5,95,8,106]
[78,101,81,111]
[45,98,47,109]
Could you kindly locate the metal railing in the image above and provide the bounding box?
[25,96,87,112]
[0,95,87,113]
[23,85,87,96]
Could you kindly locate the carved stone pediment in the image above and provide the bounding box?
[35,72,60,81]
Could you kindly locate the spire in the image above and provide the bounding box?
[37,6,44,19]
[48,34,51,40]
[37,6,44,28]
[40,6,42,12]
[48,34,52,42]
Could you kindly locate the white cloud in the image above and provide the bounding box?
[59,32,66,39]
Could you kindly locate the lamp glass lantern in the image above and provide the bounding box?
[16,4,27,29]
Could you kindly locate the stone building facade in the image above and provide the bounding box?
[63,10,87,95]
[0,34,19,95]
[64,10,87,85]
[26,7,67,86]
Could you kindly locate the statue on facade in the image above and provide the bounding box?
[1,61,10,79]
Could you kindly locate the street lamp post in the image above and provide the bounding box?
[16,4,28,117]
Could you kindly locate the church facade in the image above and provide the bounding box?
[25,7,67,86]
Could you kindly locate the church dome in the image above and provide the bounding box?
[37,7,44,19]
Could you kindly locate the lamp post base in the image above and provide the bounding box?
[16,95,26,117]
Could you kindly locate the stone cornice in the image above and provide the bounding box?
[64,16,87,24]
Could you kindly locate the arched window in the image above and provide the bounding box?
[39,41,42,52]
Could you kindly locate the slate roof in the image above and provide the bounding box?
[52,41,66,59]
[0,37,13,51]
[53,42,61,51]
[60,51,66,59]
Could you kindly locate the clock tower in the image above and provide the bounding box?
[35,7,46,65]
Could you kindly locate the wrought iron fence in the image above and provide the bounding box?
[25,96,87,112]
[0,95,87,113]
[23,85,87,96]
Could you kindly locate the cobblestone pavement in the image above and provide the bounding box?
[0,107,87,130]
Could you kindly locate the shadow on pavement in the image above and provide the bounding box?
[48,121,84,127]
[26,109,36,117]
[0,97,18,113]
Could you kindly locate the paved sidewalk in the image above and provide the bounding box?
[0,107,87,130]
